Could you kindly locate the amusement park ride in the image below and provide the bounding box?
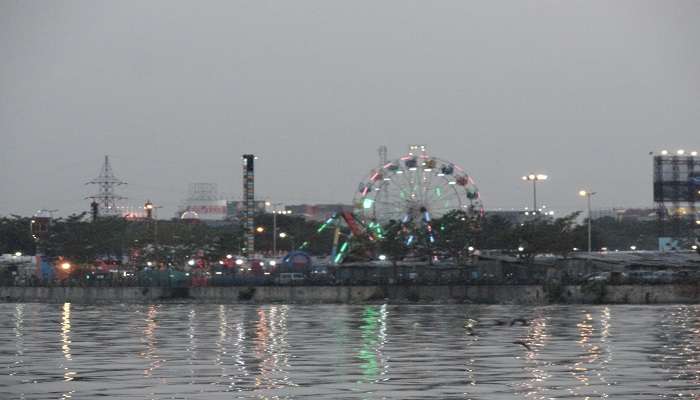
[296,145,485,264]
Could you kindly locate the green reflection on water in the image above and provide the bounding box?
[357,306,380,381]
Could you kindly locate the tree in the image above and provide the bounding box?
[378,220,408,266]
[434,210,481,263]
[0,216,36,255]
[514,212,580,262]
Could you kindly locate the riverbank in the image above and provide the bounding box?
[2,283,700,304]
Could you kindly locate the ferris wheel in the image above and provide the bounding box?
[353,145,484,231]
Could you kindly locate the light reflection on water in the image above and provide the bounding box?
[1,304,700,399]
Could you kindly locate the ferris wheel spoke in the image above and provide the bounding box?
[354,151,483,229]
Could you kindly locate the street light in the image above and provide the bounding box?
[144,200,154,219]
[579,190,596,253]
[278,232,295,249]
[522,174,548,214]
[267,202,290,255]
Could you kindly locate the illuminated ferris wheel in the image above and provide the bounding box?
[353,145,484,232]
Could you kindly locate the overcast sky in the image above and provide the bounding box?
[1,0,699,218]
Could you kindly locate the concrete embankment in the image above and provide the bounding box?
[1,284,699,304]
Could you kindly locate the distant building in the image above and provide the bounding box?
[286,204,354,221]
[591,208,657,222]
[176,183,227,221]
[180,211,201,224]
[226,200,267,221]
[484,210,528,224]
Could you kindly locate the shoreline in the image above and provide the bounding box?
[2,283,700,304]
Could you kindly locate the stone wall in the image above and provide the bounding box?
[2,284,699,304]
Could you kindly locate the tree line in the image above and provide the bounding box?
[0,211,692,265]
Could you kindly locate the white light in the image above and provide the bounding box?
[235,259,244,266]
[226,254,233,259]
[146,261,153,267]
[692,245,698,250]
[218,260,224,265]
[378,254,387,261]
[579,190,588,197]
[448,181,457,185]
[601,247,608,251]
[61,262,71,270]
[14,251,22,257]
[187,259,196,266]
[279,232,287,238]
[660,150,669,155]
[573,247,579,251]
[269,260,276,266]
[215,271,222,275]
[691,151,698,156]
[630,245,637,251]
[518,246,525,252]
[467,246,475,252]
[536,174,548,180]
[677,149,685,155]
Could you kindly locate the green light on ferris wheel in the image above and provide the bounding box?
[363,198,374,209]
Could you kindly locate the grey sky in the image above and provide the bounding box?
[1,0,699,218]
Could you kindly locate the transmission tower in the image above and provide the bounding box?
[86,155,127,217]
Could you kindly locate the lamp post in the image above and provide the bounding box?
[279,232,295,250]
[579,190,596,253]
[265,202,291,255]
[144,200,154,219]
[521,174,548,214]
[143,200,162,262]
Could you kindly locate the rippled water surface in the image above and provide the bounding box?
[1,303,699,399]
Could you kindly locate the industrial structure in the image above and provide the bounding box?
[242,154,256,255]
[86,155,126,218]
[176,183,227,220]
[652,149,700,249]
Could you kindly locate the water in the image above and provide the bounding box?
[1,303,699,399]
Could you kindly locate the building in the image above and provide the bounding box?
[176,183,228,221]
[286,204,354,221]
